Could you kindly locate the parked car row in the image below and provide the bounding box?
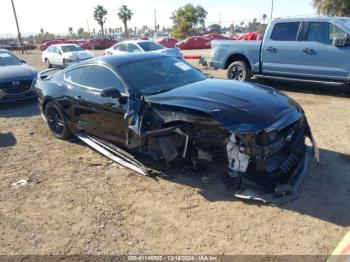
[39,39,117,51]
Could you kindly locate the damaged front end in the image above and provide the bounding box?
[129,99,318,204]
[226,116,319,204]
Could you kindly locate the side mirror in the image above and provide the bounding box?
[101,87,123,98]
[58,51,62,55]
[333,37,347,47]
[21,59,26,63]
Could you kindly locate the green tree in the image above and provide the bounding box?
[118,5,133,37]
[94,5,108,38]
[262,14,267,23]
[312,0,350,16]
[208,24,221,33]
[77,28,84,37]
[170,4,208,39]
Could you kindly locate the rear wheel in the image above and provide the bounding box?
[227,61,251,81]
[45,58,52,68]
[44,102,72,139]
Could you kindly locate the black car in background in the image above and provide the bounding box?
[0,49,37,103]
[35,53,318,203]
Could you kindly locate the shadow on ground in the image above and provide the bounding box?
[0,99,39,118]
[153,148,350,227]
[0,132,17,148]
[251,78,350,98]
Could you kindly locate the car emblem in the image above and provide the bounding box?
[12,81,20,87]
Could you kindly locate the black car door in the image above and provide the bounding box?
[64,64,128,143]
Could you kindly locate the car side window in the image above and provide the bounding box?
[330,24,347,42]
[270,22,300,41]
[79,65,126,92]
[47,46,53,52]
[128,44,141,52]
[306,22,346,45]
[65,68,81,83]
[115,44,127,51]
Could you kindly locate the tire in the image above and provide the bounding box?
[44,102,72,139]
[45,58,52,68]
[62,59,67,68]
[227,61,251,81]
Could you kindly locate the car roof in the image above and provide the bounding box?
[71,52,166,69]
[273,16,350,24]
[116,40,155,45]
[50,43,80,47]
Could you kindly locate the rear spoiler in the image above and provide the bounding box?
[38,68,64,80]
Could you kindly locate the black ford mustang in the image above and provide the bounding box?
[35,53,318,203]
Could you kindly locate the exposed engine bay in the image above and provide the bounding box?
[82,100,319,205]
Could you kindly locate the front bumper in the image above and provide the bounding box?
[230,118,319,205]
[0,88,36,104]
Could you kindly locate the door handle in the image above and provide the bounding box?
[266,46,276,52]
[303,48,314,53]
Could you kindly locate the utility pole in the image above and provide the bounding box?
[219,12,222,26]
[270,0,274,23]
[11,0,23,52]
[87,18,90,36]
[154,9,157,38]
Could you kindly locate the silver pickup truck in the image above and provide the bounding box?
[210,17,350,84]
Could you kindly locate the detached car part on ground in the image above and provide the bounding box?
[0,49,37,103]
[35,53,319,204]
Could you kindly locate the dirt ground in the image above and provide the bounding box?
[0,49,350,255]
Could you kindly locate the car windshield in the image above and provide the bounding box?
[118,56,206,95]
[0,52,22,66]
[61,45,84,52]
[341,20,350,31]
[138,41,165,51]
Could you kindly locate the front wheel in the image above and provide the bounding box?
[44,102,72,139]
[227,61,251,81]
[45,58,52,68]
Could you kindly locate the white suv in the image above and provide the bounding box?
[42,44,94,68]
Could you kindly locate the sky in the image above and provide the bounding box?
[0,0,316,37]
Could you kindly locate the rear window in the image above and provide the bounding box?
[270,22,300,41]
[61,45,83,52]
[138,41,165,51]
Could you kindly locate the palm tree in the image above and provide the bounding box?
[118,5,133,37]
[262,14,267,23]
[94,5,108,38]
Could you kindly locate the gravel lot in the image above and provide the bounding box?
[0,49,350,255]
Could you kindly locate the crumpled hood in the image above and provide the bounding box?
[0,64,37,83]
[63,51,94,60]
[145,79,304,133]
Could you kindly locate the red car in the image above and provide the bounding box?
[91,39,118,50]
[158,37,178,48]
[175,36,211,50]
[202,33,231,40]
[39,39,66,51]
[231,32,263,41]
